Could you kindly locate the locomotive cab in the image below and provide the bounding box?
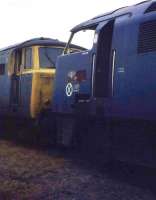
[53,0,156,166]
[53,20,115,147]
[53,28,96,114]
[0,38,68,121]
[53,27,97,146]
[10,39,65,119]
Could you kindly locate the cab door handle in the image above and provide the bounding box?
[111,49,116,96]
[91,53,96,97]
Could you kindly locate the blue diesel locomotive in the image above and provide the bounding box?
[0,37,67,120]
[53,0,156,166]
[0,37,82,141]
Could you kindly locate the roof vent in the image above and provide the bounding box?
[145,2,156,13]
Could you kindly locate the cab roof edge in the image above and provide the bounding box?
[71,0,153,33]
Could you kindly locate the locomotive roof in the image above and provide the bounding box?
[0,37,82,52]
[71,0,155,32]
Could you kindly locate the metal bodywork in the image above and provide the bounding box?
[0,38,70,119]
[53,1,156,166]
[53,0,156,120]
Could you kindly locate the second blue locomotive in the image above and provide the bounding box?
[53,0,156,166]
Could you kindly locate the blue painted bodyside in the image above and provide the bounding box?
[19,74,32,117]
[0,64,32,118]
[53,5,156,121]
[53,51,93,114]
[111,13,156,120]
[52,1,156,166]
[0,72,11,114]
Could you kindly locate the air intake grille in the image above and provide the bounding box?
[145,3,156,13]
[138,20,156,53]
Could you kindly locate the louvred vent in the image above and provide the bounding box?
[138,20,156,53]
[145,3,156,13]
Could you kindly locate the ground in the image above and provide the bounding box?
[0,140,155,200]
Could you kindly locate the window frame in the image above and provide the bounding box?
[23,47,33,69]
[64,27,97,55]
[0,50,10,75]
[38,46,64,69]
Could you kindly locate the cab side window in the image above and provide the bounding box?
[64,27,97,54]
[24,47,32,69]
[70,29,95,50]
[0,50,9,75]
[0,63,5,75]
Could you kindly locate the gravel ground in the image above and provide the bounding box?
[0,140,155,200]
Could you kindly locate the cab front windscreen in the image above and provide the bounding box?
[39,47,63,68]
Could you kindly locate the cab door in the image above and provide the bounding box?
[93,20,115,116]
[10,49,22,111]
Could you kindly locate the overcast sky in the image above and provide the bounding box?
[0,0,143,48]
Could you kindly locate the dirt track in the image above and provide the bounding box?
[0,140,155,200]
